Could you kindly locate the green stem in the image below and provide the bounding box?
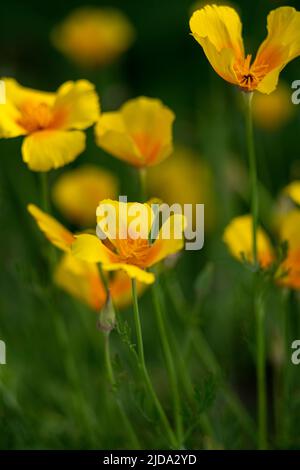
[131,279,178,448]
[104,333,140,449]
[40,172,50,213]
[245,92,258,265]
[138,168,147,203]
[255,286,268,450]
[152,280,184,447]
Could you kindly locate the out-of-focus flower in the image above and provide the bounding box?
[72,199,185,284]
[278,210,300,290]
[252,83,294,130]
[0,79,100,171]
[147,146,216,232]
[189,5,300,94]
[284,181,300,206]
[54,253,145,311]
[52,165,118,227]
[223,214,273,267]
[95,97,175,168]
[28,204,145,309]
[51,7,135,68]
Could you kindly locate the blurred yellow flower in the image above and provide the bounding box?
[278,210,300,290]
[28,204,145,309]
[147,146,216,232]
[72,199,185,284]
[252,83,294,130]
[190,5,300,94]
[54,253,145,311]
[52,165,118,227]
[95,97,175,168]
[51,7,135,68]
[223,214,273,267]
[0,79,100,171]
[284,181,300,206]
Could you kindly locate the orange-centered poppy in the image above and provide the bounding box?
[190,5,300,94]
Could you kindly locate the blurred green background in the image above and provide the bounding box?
[0,0,300,449]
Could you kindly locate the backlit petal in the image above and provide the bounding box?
[54,80,100,130]
[102,262,155,284]
[27,204,74,251]
[189,5,244,85]
[22,130,85,171]
[255,7,300,94]
[72,233,118,264]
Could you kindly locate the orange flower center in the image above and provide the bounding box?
[17,101,66,133]
[234,54,268,91]
[116,238,150,268]
[133,132,162,165]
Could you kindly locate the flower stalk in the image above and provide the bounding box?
[131,279,178,448]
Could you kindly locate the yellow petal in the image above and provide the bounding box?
[54,80,100,130]
[96,199,154,244]
[0,78,55,138]
[95,97,175,167]
[189,5,244,85]
[27,204,74,251]
[95,112,141,165]
[54,253,106,310]
[146,214,186,266]
[22,130,85,171]
[279,210,300,252]
[255,7,300,94]
[223,214,273,267]
[52,165,118,227]
[72,233,118,264]
[284,181,300,206]
[102,262,155,284]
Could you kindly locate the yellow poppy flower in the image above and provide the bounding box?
[52,165,118,227]
[51,7,135,68]
[223,214,273,267]
[0,79,100,171]
[189,5,300,94]
[284,181,300,206]
[95,97,175,168]
[147,146,216,232]
[72,199,185,284]
[252,83,294,130]
[278,210,300,290]
[28,204,146,309]
[54,253,146,311]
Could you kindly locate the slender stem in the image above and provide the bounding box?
[245,92,268,449]
[138,168,147,202]
[104,333,140,449]
[131,279,178,448]
[40,172,50,213]
[245,92,258,265]
[152,280,184,447]
[255,286,268,450]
